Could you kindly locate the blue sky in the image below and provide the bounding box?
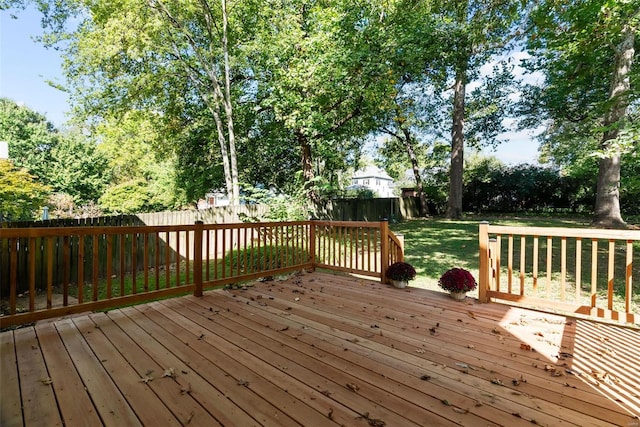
[1,6,541,165]
[1,7,70,126]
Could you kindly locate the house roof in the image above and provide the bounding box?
[352,166,393,181]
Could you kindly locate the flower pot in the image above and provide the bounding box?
[449,291,467,300]
[391,279,408,289]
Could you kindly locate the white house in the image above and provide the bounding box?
[0,141,8,159]
[348,166,395,197]
[197,192,230,209]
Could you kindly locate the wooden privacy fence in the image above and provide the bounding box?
[478,222,639,324]
[0,220,403,327]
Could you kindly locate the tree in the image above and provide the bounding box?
[522,0,639,227]
[0,98,109,207]
[17,0,247,203]
[0,97,58,182]
[428,0,524,219]
[48,130,111,205]
[0,160,50,221]
[246,0,402,209]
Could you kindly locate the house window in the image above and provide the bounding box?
[363,179,369,185]
[353,179,358,184]
[376,179,380,186]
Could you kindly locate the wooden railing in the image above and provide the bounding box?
[479,222,638,324]
[0,220,402,327]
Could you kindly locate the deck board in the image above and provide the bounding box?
[0,331,22,427]
[1,271,638,427]
[34,321,103,427]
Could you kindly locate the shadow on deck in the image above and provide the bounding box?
[1,272,638,426]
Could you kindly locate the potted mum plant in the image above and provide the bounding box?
[438,268,477,300]
[385,261,417,289]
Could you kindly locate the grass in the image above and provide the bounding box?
[391,216,639,318]
[70,244,311,303]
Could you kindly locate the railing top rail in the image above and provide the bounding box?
[0,224,204,238]
[0,220,390,239]
[311,220,387,227]
[486,224,640,241]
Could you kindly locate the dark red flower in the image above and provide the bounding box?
[438,268,477,292]
[386,262,417,281]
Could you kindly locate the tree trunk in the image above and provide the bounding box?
[401,127,429,217]
[221,0,240,203]
[447,65,466,219]
[298,131,319,209]
[593,22,635,228]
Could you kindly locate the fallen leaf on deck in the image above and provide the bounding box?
[490,378,504,386]
[452,407,469,414]
[467,311,476,319]
[420,374,431,381]
[139,376,153,384]
[441,399,451,406]
[278,326,289,332]
[520,343,532,351]
[467,344,475,349]
[356,412,386,426]
[491,328,501,334]
[163,368,176,378]
[346,383,359,392]
[40,378,53,385]
[237,380,250,387]
[180,383,192,395]
[416,349,426,354]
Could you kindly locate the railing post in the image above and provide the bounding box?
[380,220,389,283]
[396,233,405,262]
[194,221,203,297]
[478,221,490,303]
[308,220,316,271]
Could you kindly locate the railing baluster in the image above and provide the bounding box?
[546,236,552,299]
[532,235,539,296]
[626,240,633,316]
[78,236,85,304]
[93,235,99,301]
[591,239,598,308]
[608,239,615,311]
[520,235,526,296]
[575,238,582,302]
[508,235,514,294]
[561,236,567,301]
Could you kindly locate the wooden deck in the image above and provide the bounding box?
[1,272,639,427]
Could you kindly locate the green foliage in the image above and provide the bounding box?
[0,160,50,221]
[344,187,377,199]
[462,156,591,213]
[0,97,58,183]
[48,131,111,205]
[241,185,309,222]
[98,179,150,214]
